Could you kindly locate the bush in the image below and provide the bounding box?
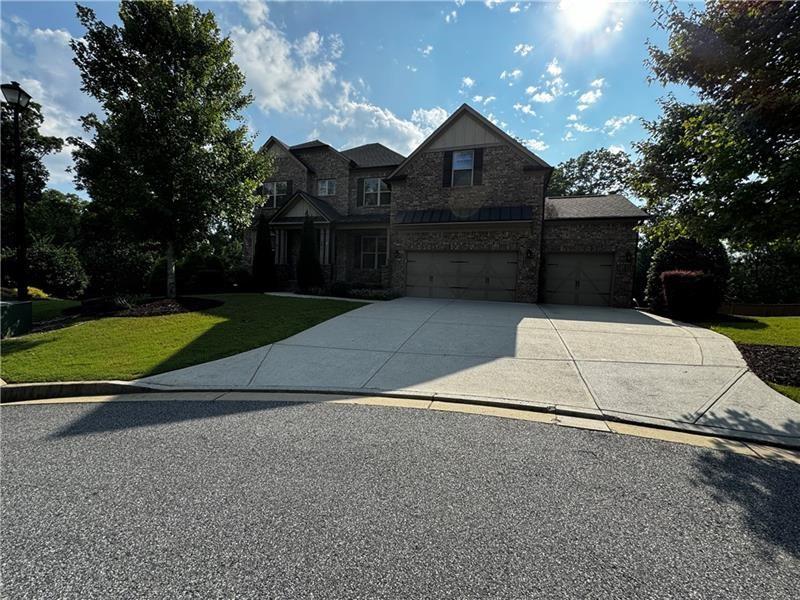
[727,242,800,304]
[0,286,49,299]
[645,237,729,313]
[328,281,352,298]
[251,215,276,292]
[26,238,88,299]
[227,266,253,291]
[148,252,228,296]
[661,270,721,319]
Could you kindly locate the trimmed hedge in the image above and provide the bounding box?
[661,270,721,319]
[645,237,729,314]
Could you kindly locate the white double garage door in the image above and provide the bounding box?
[405,251,614,305]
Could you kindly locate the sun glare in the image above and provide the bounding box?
[559,0,612,33]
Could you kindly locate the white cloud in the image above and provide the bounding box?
[562,130,576,142]
[406,65,418,73]
[546,58,562,77]
[445,10,458,23]
[472,95,496,106]
[1,19,98,188]
[321,84,447,155]
[484,0,506,8]
[418,44,433,56]
[231,17,341,113]
[604,114,638,135]
[241,0,269,26]
[513,102,536,116]
[509,2,521,13]
[462,76,476,88]
[567,113,578,121]
[454,0,466,6]
[523,138,549,152]
[605,17,624,33]
[578,88,602,105]
[608,144,626,154]
[530,91,554,103]
[590,77,605,88]
[570,122,596,132]
[486,112,509,130]
[500,68,522,81]
[482,95,496,105]
[513,43,534,57]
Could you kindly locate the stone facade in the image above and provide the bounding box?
[542,219,639,307]
[248,107,641,306]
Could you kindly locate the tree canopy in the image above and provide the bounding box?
[1,101,63,249]
[633,0,799,246]
[70,0,270,296]
[548,148,635,197]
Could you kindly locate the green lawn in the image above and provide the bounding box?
[31,298,81,323]
[707,316,800,347]
[1,294,363,383]
[704,315,800,403]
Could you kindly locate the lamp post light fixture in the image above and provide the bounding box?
[2,81,33,301]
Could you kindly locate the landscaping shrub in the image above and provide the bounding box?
[661,270,721,319]
[296,214,324,291]
[148,252,228,295]
[227,266,253,291]
[645,237,729,313]
[27,237,88,299]
[329,281,352,298]
[251,215,276,292]
[727,242,800,304]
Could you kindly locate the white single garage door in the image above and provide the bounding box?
[544,253,614,306]
[406,251,518,301]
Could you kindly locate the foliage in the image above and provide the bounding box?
[1,102,63,249]
[27,236,89,299]
[0,286,49,300]
[727,242,800,304]
[634,1,799,247]
[296,214,324,291]
[148,252,228,295]
[27,189,86,247]
[633,236,657,305]
[660,270,721,319]
[251,214,276,292]
[548,148,635,196]
[78,200,161,297]
[645,236,729,313]
[70,0,271,297]
[0,294,364,383]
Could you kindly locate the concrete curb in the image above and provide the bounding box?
[2,380,799,450]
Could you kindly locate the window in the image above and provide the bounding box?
[452,150,474,187]
[317,179,336,196]
[363,178,391,206]
[263,181,288,208]
[360,235,387,269]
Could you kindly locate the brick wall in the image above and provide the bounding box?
[349,167,396,215]
[292,147,352,214]
[541,219,639,307]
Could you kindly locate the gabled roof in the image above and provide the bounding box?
[388,104,551,180]
[341,143,405,168]
[269,190,342,224]
[396,205,533,225]
[544,194,648,220]
[261,136,314,174]
[289,139,354,166]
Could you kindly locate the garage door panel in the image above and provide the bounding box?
[544,253,614,306]
[406,251,518,301]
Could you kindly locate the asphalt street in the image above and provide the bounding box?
[2,399,798,599]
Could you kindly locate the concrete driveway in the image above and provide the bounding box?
[141,298,800,445]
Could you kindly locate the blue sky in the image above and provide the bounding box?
[1,1,697,197]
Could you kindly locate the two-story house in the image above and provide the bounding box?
[245,104,645,306]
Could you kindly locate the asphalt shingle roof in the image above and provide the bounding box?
[544,195,647,220]
[341,143,405,168]
[396,205,533,225]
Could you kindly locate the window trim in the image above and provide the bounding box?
[359,235,388,269]
[451,149,474,187]
[363,177,391,206]
[263,180,288,208]
[317,178,336,197]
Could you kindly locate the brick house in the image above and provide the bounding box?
[244,104,645,306]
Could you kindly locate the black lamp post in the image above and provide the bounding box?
[2,81,33,301]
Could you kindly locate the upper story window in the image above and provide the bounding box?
[317,179,336,196]
[263,181,288,208]
[443,148,483,188]
[452,150,474,187]
[361,178,391,206]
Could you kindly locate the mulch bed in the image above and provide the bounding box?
[736,343,800,387]
[116,297,223,317]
